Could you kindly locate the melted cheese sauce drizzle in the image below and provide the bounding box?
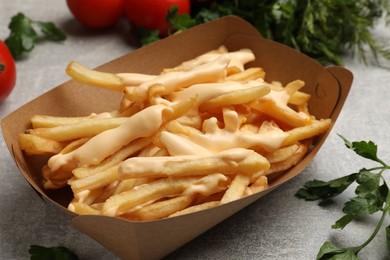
[125,54,230,102]
[48,104,172,172]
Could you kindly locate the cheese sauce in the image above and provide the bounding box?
[48,104,172,172]
[125,54,230,102]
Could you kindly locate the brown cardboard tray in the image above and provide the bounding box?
[1,16,353,259]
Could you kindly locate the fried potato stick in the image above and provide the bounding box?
[102,174,227,216]
[119,148,270,179]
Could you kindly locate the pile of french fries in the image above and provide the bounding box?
[19,46,331,221]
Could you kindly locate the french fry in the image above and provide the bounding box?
[119,148,270,179]
[289,91,311,106]
[169,201,220,217]
[60,137,90,154]
[282,119,331,147]
[284,80,305,96]
[69,165,119,192]
[249,176,268,193]
[226,67,266,81]
[28,117,128,142]
[102,174,226,216]
[31,114,116,128]
[266,142,310,175]
[220,174,251,204]
[66,61,124,92]
[250,98,310,128]
[265,144,300,163]
[199,85,270,112]
[72,137,152,179]
[18,134,65,155]
[121,195,194,221]
[68,201,100,215]
[124,54,230,102]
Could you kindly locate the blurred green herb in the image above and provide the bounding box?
[29,245,78,260]
[0,63,4,71]
[138,5,197,46]
[144,0,390,66]
[167,5,197,34]
[4,12,67,59]
[297,135,390,259]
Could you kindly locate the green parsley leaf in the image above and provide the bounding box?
[4,12,66,59]
[342,197,370,216]
[36,21,67,41]
[339,135,379,162]
[386,225,390,255]
[298,135,390,258]
[332,214,354,230]
[316,241,359,260]
[135,27,161,46]
[295,173,358,203]
[0,63,5,71]
[29,245,78,260]
[355,169,380,196]
[166,6,197,34]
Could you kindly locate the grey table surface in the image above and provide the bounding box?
[1,1,390,260]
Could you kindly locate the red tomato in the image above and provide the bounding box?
[66,0,124,29]
[124,0,190,36]
[0,40,16,102]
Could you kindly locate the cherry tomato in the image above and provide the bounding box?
[66,0,124,29]
[124,0,190,36]
[0,40,16,102]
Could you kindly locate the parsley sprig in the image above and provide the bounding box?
[29,245,78,260]
[4,12,66,59]
[297,135,390,259]
[140,1,390,66]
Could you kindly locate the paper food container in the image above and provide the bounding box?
[1,16,353,259]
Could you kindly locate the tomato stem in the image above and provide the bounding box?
[0,62,4,71]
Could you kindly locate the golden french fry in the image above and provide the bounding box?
[289,91,311,106]
[249,176,268,193]
[69,165,119,192]
[60,137,90,154]
[250,98,310,128]
[119,148,270,179]
[226,67,266,81]
[162,46,229,73]
[124,54,230,102]
[103,174,226,216]
[169,201,220,217]
[116,73,156,86]
[266,142,309,175]
[199,85,270,112]
[18,134,65,155]
[226,66,241,76]
[66,61,124,92]
[68,201,100,215]
[282,119,331,147]
[220,174,251,204]
[28,117,127,142]
[112,178,152,195]
[284,80,305,96]
[121,195,194,221]
[72,137,152,179]
[73,187,106,204]
[265,144,300,163]
[31,114,116,128]
[176,115,203,130]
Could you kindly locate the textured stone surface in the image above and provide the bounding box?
[1,1,390,259]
